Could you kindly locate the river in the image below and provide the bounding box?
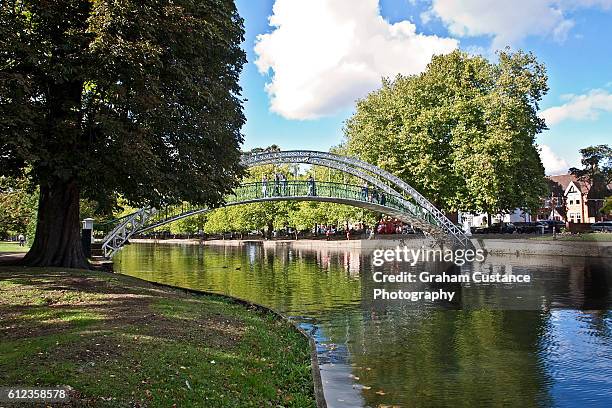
[114,242,612,408]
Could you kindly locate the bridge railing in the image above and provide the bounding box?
[228,181,430,219]
[93,213,135,237]
[130,180,428,233]
[97,179,446,257]
[97,180,438,237]
[229,180,391,202]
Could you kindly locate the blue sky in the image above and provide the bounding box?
[235,0,612,174]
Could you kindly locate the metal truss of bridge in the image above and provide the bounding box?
[99,150,473,258]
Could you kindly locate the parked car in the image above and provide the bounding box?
[500,223,517,234]
[536,220,565,233]
[471,226,490,234]
[591,221,612,232]
[402,225,415,234]
[513,222,539,234]
[469,224,508,234]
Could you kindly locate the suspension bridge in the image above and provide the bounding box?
[97,150,473,258]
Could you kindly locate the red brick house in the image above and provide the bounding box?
[539,174,610,223]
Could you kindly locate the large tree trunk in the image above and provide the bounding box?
[22,179,89,269]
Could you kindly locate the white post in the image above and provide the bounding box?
[82,218,94,239]
[81,218,95,259]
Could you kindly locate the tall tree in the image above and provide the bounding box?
[0,1,246,267]
[570,144,612,186]
[570,144,612,219]
[344,49,548,216]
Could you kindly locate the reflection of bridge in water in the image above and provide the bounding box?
[99,150,473,258]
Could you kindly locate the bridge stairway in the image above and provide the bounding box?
[90,242,104,258]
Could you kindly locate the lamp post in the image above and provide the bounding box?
[551,192,557,240]
[81,218,95,258]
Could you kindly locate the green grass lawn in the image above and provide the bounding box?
[0,268,316,407]
[0,241,29,252]
[529,232,612,242]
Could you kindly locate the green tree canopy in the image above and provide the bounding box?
[0,1,246,267]
[602,196,612,216]
[570,144,612,191]
[344,49,548,216]
[0,175,38,239]
[570,144,612,219]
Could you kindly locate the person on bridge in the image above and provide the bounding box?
[380,192,386,206]
[273,173,280,196]
[281,173,288,196]
[262,175,268,197]
[361,181,368,201]
[372,189,379,204]
[308,175,316,196]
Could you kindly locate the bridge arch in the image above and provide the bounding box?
[243,151,469,245]
[99,151,472,258]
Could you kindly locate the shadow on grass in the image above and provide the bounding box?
[0,267,316,407]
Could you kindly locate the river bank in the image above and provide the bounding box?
[128,236,612,258]
[0,267,318,407]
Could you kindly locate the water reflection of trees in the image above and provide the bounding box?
[117,244,612,323]
[320,308,553,407]
[116,243,364,316]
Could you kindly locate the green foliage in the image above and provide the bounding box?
[570,144,612,198]
[0,176,38,238]
[168,213,207,235]
[0,0,246,209]
[344,49,548,214]
[602,196,612,216]
[202,200,377,235]
[204,203,272,235]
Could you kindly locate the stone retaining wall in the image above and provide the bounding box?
[129,237,612,258]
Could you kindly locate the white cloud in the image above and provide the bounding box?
[423,0,572,49]
[423,0,612,49]
[254,0,458,120]
[541,89,612,126]
[561,0,612,9]
[539,144,569,175]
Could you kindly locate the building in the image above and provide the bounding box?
[459,174,610,228]
[538,174,610,223]
[460,209,532,228]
